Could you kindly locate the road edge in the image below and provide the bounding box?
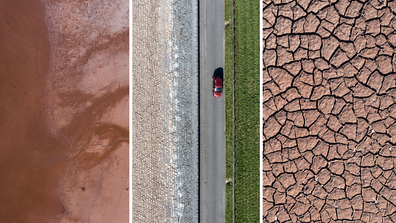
[199,0,206,221]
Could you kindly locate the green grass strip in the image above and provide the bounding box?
[225,183,233,222]
[224,0,233,183]
[233,0,260,222]
[224,0,233,221]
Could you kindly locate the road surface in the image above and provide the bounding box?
[199,0,226,222]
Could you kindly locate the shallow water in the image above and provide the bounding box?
[0,0,66,221]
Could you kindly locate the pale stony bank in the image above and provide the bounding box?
[133,0,199,221]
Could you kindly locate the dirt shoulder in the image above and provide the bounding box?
[262,0,396,221]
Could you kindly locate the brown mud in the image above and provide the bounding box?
[0,0,129,222]
[0,0,65,222]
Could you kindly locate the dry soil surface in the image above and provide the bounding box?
[0,0,128,222]
[262,0,396,222]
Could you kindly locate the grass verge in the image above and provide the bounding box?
[234,0,260,222]
[224,0,233,219]
[224,0,259,221]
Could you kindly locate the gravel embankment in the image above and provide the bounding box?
[133,0,198,221]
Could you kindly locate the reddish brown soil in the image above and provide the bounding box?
[44,0,129,221]
[0,0,65,222]
[262,0,396,222]
[0,0,128,222]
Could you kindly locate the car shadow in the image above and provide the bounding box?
[212,67,224,79]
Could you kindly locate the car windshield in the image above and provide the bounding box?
[215,87,222,92]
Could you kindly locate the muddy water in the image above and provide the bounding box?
[0,0,66,222]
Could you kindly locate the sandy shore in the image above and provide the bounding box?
[44,0,129,222]
[0,0,128,222]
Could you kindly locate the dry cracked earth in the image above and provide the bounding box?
[262,0,396,222]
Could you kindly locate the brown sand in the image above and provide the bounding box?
[44,0,129,222]
[0,0,129,222]
[0,0,65,222]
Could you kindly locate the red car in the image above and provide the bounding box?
[213,76,223,97]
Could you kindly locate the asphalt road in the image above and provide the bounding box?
[199,0,226,221]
